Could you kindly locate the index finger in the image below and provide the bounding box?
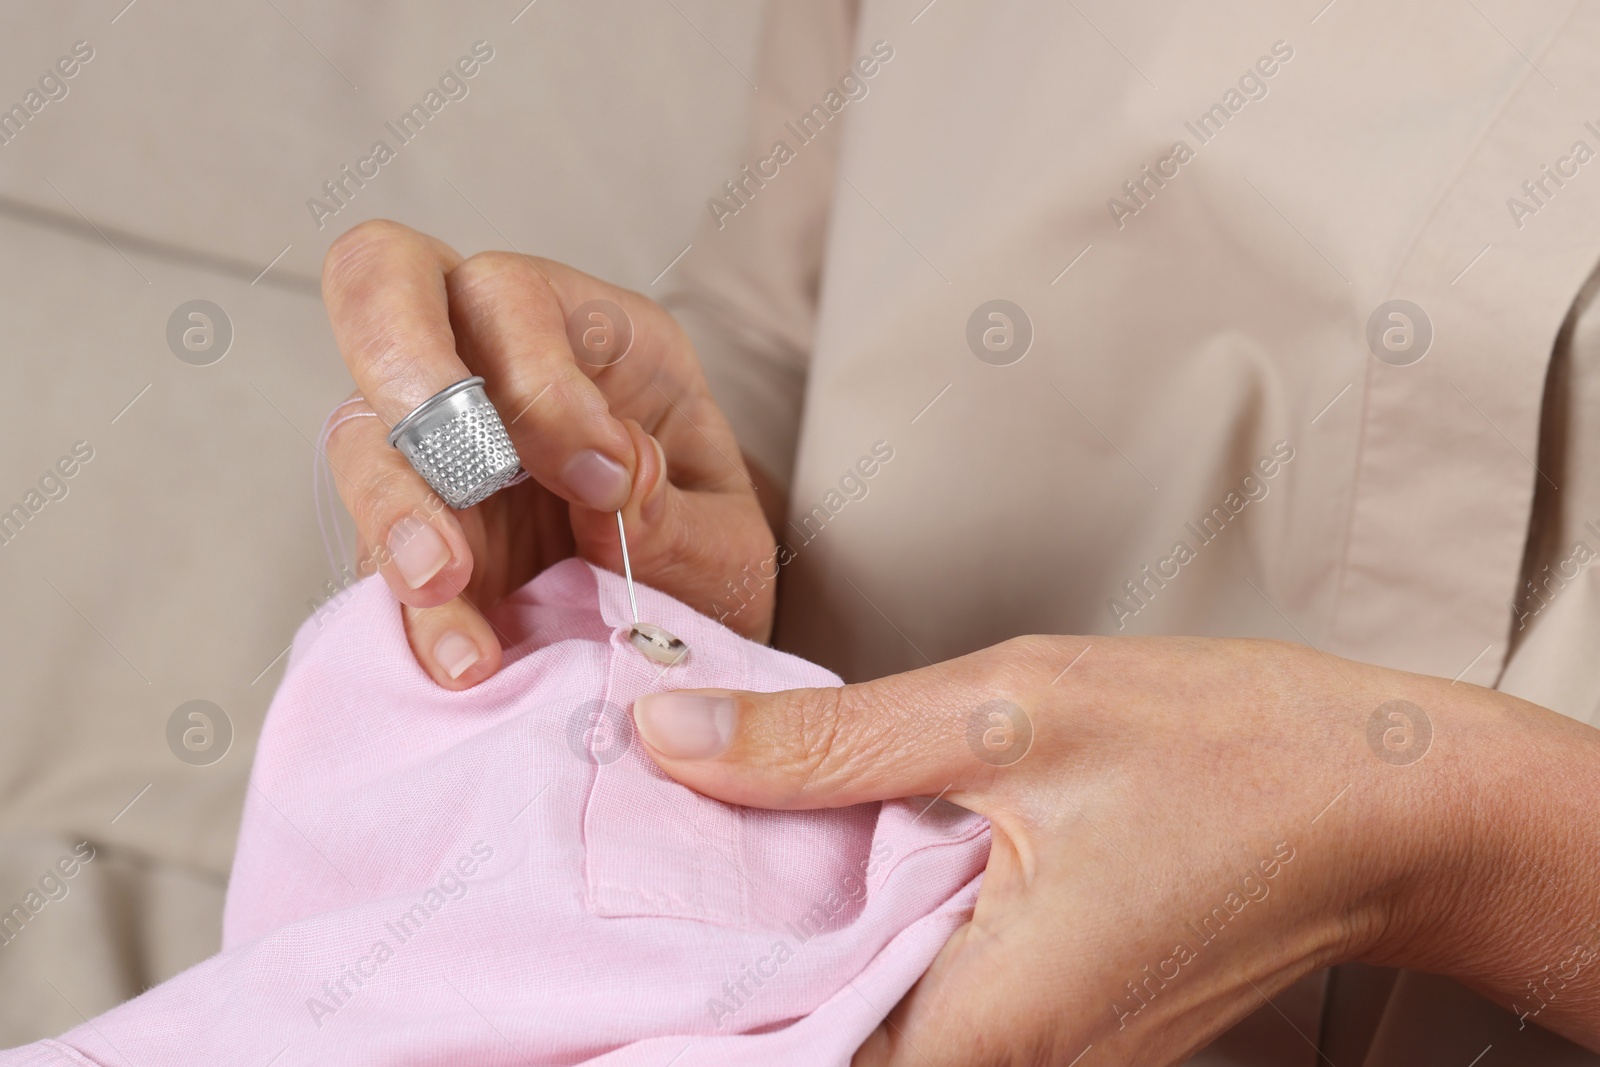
[321,219,472,425]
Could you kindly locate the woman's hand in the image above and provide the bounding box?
[631,636,1600,1064]
[320,219,775,687]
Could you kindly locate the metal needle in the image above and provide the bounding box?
[616,510,640,625]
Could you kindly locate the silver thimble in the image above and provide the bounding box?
[388,377,523,509]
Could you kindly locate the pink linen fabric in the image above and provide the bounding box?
[1,559,988,1066]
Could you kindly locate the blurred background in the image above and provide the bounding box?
[0,1,760,1042]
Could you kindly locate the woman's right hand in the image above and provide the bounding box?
[319,219,776,688]
[631,635,1600,1062]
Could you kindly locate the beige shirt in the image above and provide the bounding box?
[668,1,1600,1062]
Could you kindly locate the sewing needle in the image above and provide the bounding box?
[616,510,641,625]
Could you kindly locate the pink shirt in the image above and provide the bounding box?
[3,559,988,1066]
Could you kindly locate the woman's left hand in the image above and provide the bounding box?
[631,635,1600,1064]
[317,221,779,689]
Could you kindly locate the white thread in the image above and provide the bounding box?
[314,400,379,578]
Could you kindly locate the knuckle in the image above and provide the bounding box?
[994,634,1063,686]
[763,686,851,796]
[655,500,702,568]
[350,318,457,390]
[323,218,415,292]
[350,463,421,537]
[495,360,567,424]
[998,633,1058,661]
[449,250,554,311]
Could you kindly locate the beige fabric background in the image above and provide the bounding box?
[3,1,1595,1062]
[0,0,761,1043]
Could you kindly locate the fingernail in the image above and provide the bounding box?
[389,518,450,589]
[562,450,632,511]
[633,692,736,759]
[641,435,669,524]
[433,631,481,680]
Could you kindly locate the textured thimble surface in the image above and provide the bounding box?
[388,378,523,510]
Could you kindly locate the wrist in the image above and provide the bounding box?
[1354,675,1600,1044]
[1350,674,1497,969]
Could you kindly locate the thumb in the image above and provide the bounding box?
[630,645,1032,809]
